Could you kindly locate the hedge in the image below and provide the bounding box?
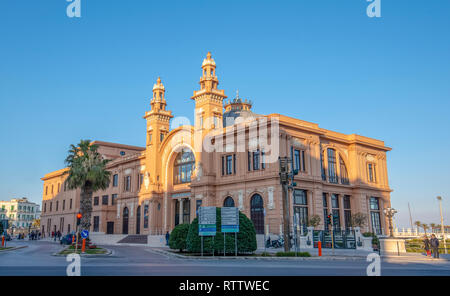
[169,223,190,252]
[186,208,257,255]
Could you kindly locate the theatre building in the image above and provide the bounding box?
[40,53,392,240]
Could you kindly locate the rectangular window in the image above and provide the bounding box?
[221,156,225,176]
[343,195,351,229]
[63,200,65,211]
[226,155,233,175]
[301,150,306,172]
[93,196,99,206]
[44,203,47,213]
[331,194,339,209]
[294,149,301,171]
[253,150,260,170]
[111,194,117,205]
[93,216,99,232]
[370,197,382,235]
[261,150,265,169]
[102,195,109,205]
[124,176,131,192]
[248,151,251,171]
[160,133,164,142]
[113,174,118,187]
[331,194,340,230]
[293,189,307,205]
[368,163,377,183]
[49,202,52,212]
[69,199,72,209]
[233,154,236,174]
[196,200,202,217]
[144,204,149,228]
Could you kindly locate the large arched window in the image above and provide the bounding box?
[250,194,264,234]
[223,196,235,207]
[339,156,349,185]
[323,148,350,185]
[173,149,195,184]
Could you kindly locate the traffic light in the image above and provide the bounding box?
[76,213,82,226]
[326,214,332,225]
[333,214,339,226]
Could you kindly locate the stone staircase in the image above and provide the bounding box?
[117,235,148,244]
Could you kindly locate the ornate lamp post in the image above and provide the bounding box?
[437,196,447,254]
[383,207,397,238]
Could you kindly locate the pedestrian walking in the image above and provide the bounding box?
[165,231,170,246]
[430,234,440,259]
[423,235,431,257]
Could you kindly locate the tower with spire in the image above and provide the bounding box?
[144,77,173,147]
[191,52,227,136]
[143,77,173,193]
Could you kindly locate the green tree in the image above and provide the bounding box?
[351,213,368,228]
[169,223,190,252]
[64,140,110,232]
[186,208,257,254]
[307,215,321,228]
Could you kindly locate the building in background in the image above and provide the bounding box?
[0,197,40,235]
[40,53,392,240]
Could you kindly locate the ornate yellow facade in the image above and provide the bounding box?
[40,52,392,238]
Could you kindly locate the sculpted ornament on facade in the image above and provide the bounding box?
[144,172,150,190]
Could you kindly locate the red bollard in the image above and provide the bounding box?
[318,241,322,257]
[81,238,86,253]
[1,236,4,247]
[72,235,75,244]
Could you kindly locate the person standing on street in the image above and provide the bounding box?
[165,231,170,246]
[423,235,431,257]
[430,234,440,259]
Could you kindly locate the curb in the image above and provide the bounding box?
[0,245,28,252]
[151,248,367,261]
[52,247,113,257]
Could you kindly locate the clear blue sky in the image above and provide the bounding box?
[0,0,449,228]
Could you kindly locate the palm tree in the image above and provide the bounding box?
[430,223,437,233]
[64,140,110,232]
[422,223,429,235]
[414,221,421,232]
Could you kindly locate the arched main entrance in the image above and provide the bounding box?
[122,207,129,234]
[250,194,264,234]
[136,205,141,234]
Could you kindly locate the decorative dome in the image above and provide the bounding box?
[153,77,165,91]
[223,90,259,127]
[201,52,216,67]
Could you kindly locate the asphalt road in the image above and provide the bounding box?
[1,240,450,276]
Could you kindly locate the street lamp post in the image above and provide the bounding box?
[437,196,447,254]
[383,207,397,238]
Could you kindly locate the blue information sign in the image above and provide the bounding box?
[81,230,89,239]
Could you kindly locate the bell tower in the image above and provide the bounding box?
[191,52,227,137]
[143,77,173,192]
[145,77,173,147]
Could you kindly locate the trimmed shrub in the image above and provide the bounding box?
[169,223,190,252]
[186,208,257,254]
[275,251,311,257]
